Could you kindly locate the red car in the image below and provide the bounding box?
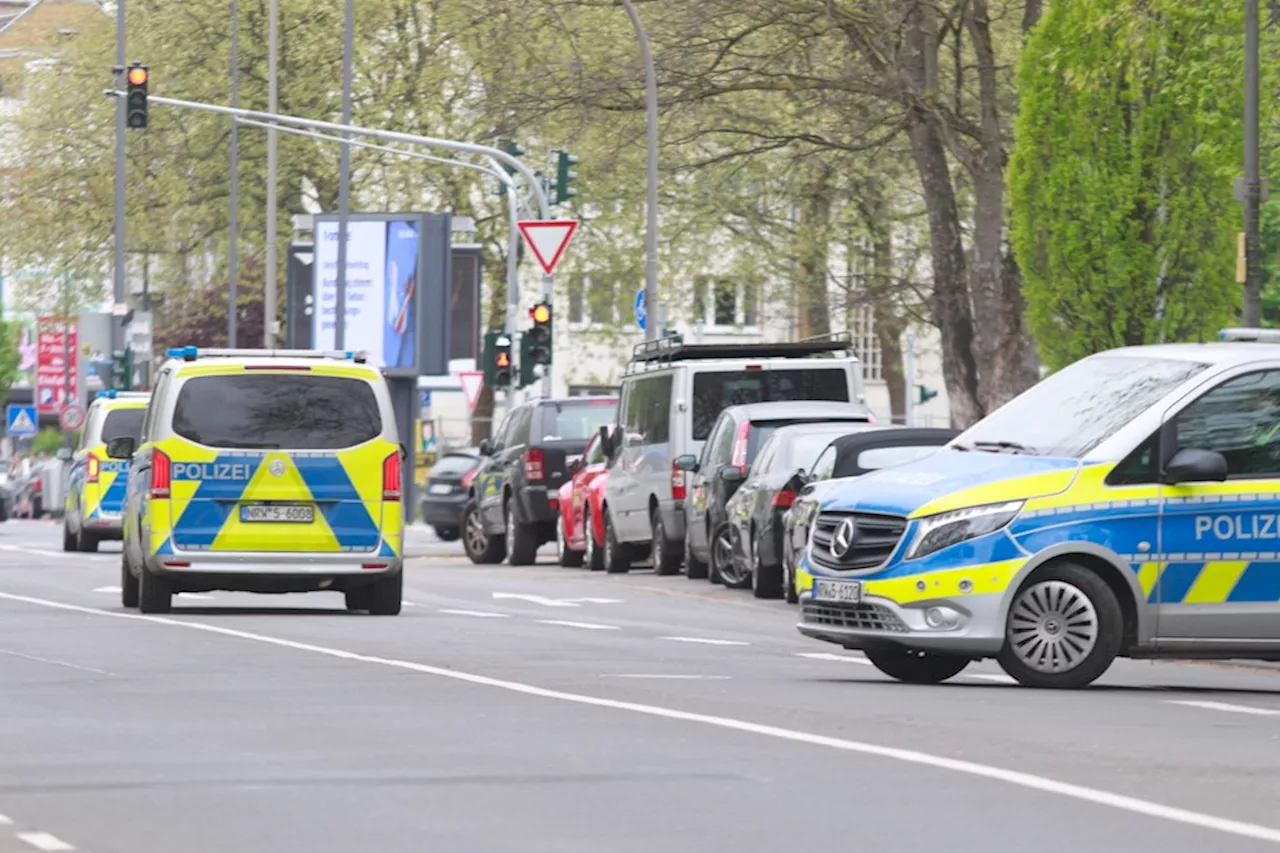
[557,425,611,569]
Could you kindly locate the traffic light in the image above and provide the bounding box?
[918,384,938,405]
[527,301,552,365]
[554,150,578,205]
[495,138,525,195]
[125,63,148,129]
[110,347,135,392]
[484,331,513,389]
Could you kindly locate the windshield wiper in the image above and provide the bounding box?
[972,440,1038,455]
[951,443,972,452]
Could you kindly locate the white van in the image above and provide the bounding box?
[599,334,872,574]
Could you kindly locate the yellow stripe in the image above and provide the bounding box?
[1136,562,1165,599]
[1183,561,1249,604]
[798,559,1027,606]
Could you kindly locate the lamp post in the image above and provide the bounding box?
[228,0,240,346]
[1243,0,1263,326]
[265,0,279,348]
[619,0,659,340]
[334,0,354,349]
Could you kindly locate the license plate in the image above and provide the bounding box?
[428,483,453,495]
[814,579,862,604]
[240,504,314,524]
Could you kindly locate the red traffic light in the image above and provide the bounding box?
[127,67,148,86]
[530,303,551,325]
[496,352,511,368]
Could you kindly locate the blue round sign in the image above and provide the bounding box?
[634,288,646,331]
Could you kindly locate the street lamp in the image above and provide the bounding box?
[619,0,659,340]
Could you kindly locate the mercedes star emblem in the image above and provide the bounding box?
[268,459,286,477]
[831,517,859,559]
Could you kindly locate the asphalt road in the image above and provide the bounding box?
[0,519,1278,853]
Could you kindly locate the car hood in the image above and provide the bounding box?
[820,450,1082,519]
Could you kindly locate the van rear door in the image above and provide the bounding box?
[534,398,617,491]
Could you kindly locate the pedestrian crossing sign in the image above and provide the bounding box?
[6,405,38,437]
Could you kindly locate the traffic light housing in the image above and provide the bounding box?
[527,301,552,365]
[554,150,578,205]
[917,384,938,405]
[484,331,513,389]
[125,63,148,129]
[495,138,525,195]
[110,347,135,392]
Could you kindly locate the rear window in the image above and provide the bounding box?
[851,444,943,474]
[431,455,479,477]
[539,400,617,442]
[692,368,849,440]
[101,409,144,444]
[172,374,382,449]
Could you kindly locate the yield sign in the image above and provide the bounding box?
[459,371,484,411]
[517,220,578,276]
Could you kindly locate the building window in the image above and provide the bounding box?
[691,277,762,329]
[848,303,882,381]
[742,285,759,327]
[568,275,616,326]
[713,280,735,326]
[568,274,585,324]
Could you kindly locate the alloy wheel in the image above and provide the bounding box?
[1008,580,1099,673]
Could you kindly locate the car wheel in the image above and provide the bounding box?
[651,510,680,576]
[603,511,630,574]
[558,514,585,567]
[505,499,539,566]
[462,500,506,564]
[996,562,1123,689]
[344,586,372,611]
[584,508,605,571]
[62,519,75,552]
[367,570,403,616]
[121,550,139,609]
[864,648,971,684]
[434,526,461,542]
[77,527,99,553]
[783,551,799,605]
[137,565,172,614]
[750,529,782,599]
[684,534,709,580]
[710,523,742,587]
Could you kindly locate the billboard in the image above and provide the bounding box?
[312,213,451,376]
[450,246,482,361]
[35,316,77,413]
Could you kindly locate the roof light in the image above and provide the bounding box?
[166,346,199,360]
[1219,328,1280,343]
[96,390,118,399]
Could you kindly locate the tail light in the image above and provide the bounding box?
[86,453,100,484]
[729,421,751,474]
[671,461,686,501]
[524,449,545,482]
[382,452,402,501]
[31,480,42,494]
[772,489,796,508]
[461,467,478,489]
[151,449,171,499]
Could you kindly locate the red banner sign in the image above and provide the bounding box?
[36,316,77,414]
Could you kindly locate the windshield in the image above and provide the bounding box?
[957,355,1208,458]
[692,368,849,440]
[540,401,617,442]
[781,429,862,472]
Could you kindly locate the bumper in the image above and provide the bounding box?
[516,485,559,524]
[83,513,124,539]
[146,550,402,578]
[420,493,467,528]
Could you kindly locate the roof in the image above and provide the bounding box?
[1089,341,1280,368]
[725,400,873,421]
[830,427,961,458]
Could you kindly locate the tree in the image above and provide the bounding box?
[0,320,24,404]
[154,254,280,350]
[1009,0,1260,369]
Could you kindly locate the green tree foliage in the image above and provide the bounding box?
[31,427,64,456]
[1010,0,1265,370]
[0,320,23,403]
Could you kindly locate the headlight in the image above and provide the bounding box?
[905,500,1024,560]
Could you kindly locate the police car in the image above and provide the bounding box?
[797,329,1280,688]
[63,390,150,552]
[107,347,406,615]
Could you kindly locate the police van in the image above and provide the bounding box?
[63,390,150,552]
[108,347,406,615]
[797,329,1280,688]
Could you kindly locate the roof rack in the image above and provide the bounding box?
[629,331,855,366]
[164,346,368,363]
[1219,328,1280,343]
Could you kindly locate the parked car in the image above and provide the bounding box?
[675,401,876,585]
[0,472,13,522]
[556,425,612,569]
[781,427,959,603]
[420,451,483,541]
[601,333,871,577]
[464,396,618,566]
[724,422,880,598]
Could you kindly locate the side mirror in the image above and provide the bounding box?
[598,425,615,460]
[568,457,583,475]
[1164,447,1228,484]
[56,447,73,461]
[106,436,136,460]
[398,443,409,459]
[720,467,744,484]
[674,454,699,472]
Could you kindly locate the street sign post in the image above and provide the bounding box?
[634,288,646,331]
[517,220,578,276]
[459,371,485,412]
[59,405,86,432]
[6,405,37,437]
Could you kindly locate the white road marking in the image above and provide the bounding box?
[660,636,749,646]
[438,609,510,619]
[604,674,732,680]
[0,650,109,676]
[967,673,1017,684]
[17,832,74,851]
[1167,700,1280,717]
[175,593,213,600]
[538,620,620,631]
[2,593,1280,845]
[0,814,12,825]
[492,592,621,607]
[561,597,624,604]
[794,652,871,665]
[93,586,122,594]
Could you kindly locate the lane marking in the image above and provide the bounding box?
[493,592,579,608]
[0,650,109,676]
[0,814,12,825]
[603,674,732,680]
[175,593,213,600]
[661,637,749,646]
[1,593,1279,845]
[438,609,510,619]
[538,620,620,631]
[93,586,121,594]
[1167,700,1280,717]
[967,673,1017,684]
[795,652,871,665]
[17,832,74,851]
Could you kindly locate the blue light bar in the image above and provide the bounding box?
[96,390,118,399]
[165,346,199,360]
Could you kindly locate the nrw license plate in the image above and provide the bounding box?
[814,579,862,604]
[241,504,314,524]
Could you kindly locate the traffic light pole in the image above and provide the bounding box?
[111,0,126,356]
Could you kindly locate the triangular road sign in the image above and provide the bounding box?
[518,220,578,276]
[459,371,485,412]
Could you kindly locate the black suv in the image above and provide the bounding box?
[463,396,618,565]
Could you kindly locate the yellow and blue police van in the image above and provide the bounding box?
[107,347,405,615]
[64,390,151,552]
[797,329,1280,688]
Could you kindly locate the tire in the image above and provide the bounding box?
[784,553,799,605]
[77,528,99,553]
[603,511,630,574]
[62,520,75,552]
[462,500,506,564]
[367,570,403,616]
[121,551,139,609]
[137,565,172,614]
[558,514,585,567]
[996,561,1123,689]
[864,648,971,683]
[31,497,42,519]
[505,499,539,566]
[584,508,605,571]
[650,510,681,576]
[344,586,372,611]
[684,533,709,580]
[750,530,783,599]
[434,526,461,542]
[710,523,742,587]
